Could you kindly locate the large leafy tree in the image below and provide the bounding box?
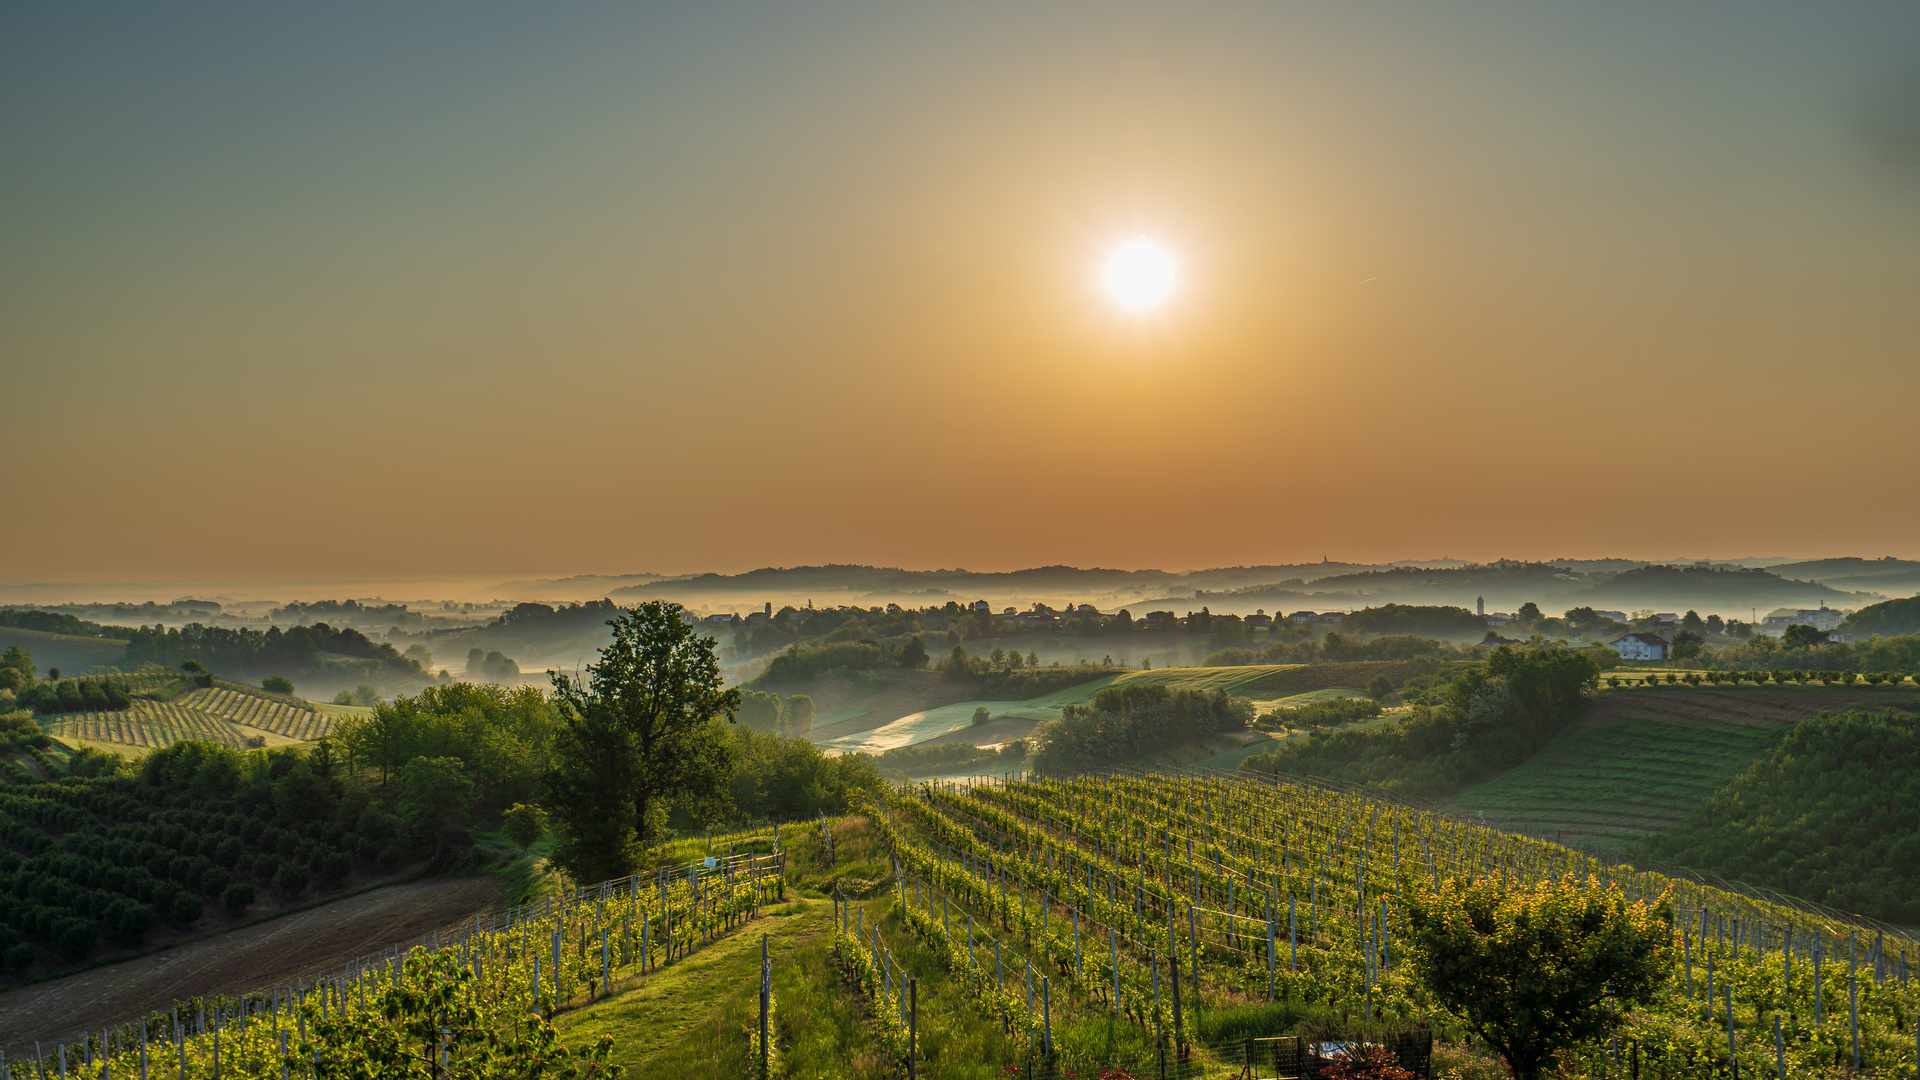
[545,602,741,883]
[1403,874,1673,1080]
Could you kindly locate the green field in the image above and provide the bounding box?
[0,626,129,673]
[1444,719,1794,851]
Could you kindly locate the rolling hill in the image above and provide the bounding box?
[1445,686,1917,850]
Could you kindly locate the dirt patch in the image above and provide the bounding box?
[0,876,504,1054]
[1579,687,1914,732]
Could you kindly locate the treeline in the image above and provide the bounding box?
[1254,696,1383,730]
[332,684,555,807]
[734,690,816,737]
[1030,684,1253,773]
[15,676,134,714]
[0,739,460,972]
[1204,632,1461,667]
[722,725,883,823]
[122,622,428,681]
[755,637,931,684]
[1239,645,1603,797]
[935,646,1117,698]
[1705,633,1920,674]
[1638,709,1920,923]
[0,609,123,639]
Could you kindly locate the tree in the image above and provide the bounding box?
[396,756,474,830]
[545,602,741,883]
[972,706,992,727]
[899,635,929,670]
[262,675,295,695]
[502,802,548,851]
[1403,874,1673,1080]
[1680,610,1705,635]
[1670,631,1703,661]
[1514,602,1543,626]
[403,643,434,669]
[783,694,814,738]
[1782,624,1829,649]
[1366,675,1396,700]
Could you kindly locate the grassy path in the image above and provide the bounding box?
[556,895,904,1080]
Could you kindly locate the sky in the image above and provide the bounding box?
[4,1,1918,583]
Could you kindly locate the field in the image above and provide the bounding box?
[36,682,361,754]
[820,662,1428,756]
[0,876,504,1055]
[0,626,128,673]
[1447,687,1916,850]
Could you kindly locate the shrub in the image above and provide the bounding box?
[278,862,310,898]
[172,893,202,923]
[261,675,295,695]
[4,942,33,969]
[56,918,98,957]
[971,706,991,727]
[222,883,255,914]
[319,850,352,884]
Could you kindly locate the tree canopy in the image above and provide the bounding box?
[1404,874,1674,1079]
[544,603,741,884]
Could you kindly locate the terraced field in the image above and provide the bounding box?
[1446,686,1918,851]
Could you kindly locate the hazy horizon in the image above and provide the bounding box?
[5,2,1918,581]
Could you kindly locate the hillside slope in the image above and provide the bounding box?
[1446,687,1914,849]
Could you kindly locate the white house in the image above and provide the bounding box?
[1610,632,1670,661]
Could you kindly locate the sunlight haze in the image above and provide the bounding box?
[4,1,1918,581]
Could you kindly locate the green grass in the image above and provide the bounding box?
[1444,719,1794,851]
[557,898,846,1078]
[0,627,128,673]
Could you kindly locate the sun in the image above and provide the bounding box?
[1101,237,1177,312]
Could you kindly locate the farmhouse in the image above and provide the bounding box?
[1245,610,1274,628]
[1610,632,1670,661]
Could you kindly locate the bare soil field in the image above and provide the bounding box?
[0,876,504,1054]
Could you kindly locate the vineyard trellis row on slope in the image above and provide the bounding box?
[866,770,1920,1079]
[0,822,816,1078]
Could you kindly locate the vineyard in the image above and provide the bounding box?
[841,769,1920,1077]
[11,772,1920,1078]
[39,686,336,754]
[0,839,792,1073]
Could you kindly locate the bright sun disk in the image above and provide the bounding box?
[1101,238,1177,311]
